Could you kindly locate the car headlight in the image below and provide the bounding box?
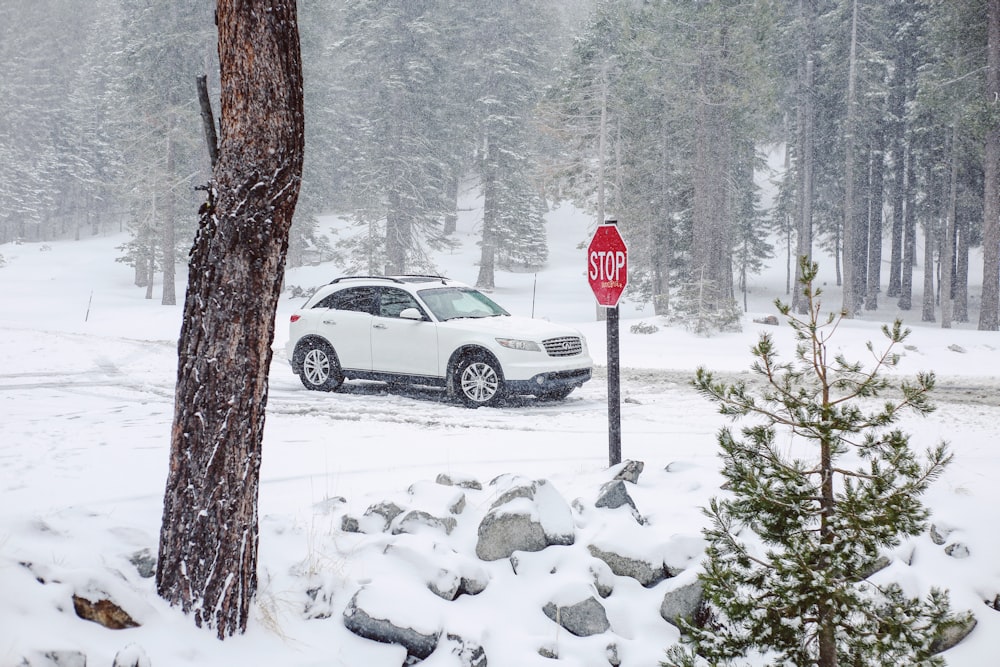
[496,337,541,352]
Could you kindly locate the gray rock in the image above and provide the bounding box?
[17,652,87,667]
[127,549,156,579]
[945,542,970,559]
[538,645,558,659]
[436,473,483,491]
[112,644,150,667]
[606,642,621,666]
[590,560,615,598]
[930,524,952,546]
[542,597,610,637]
[611,460,644,484]
[594,480,644,524]
[477,511,548,561]
[392,510,457,536]
[930,613,977,654]
[341,515,360,533]
[476,479,574,561]
[366,501,405,526]
[434,634,488,667]
[852,555,891,581]
[660,579,704,628]
[343,590,440,660]
[587,544,671,588]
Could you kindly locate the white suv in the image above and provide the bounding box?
[286,275,592,406]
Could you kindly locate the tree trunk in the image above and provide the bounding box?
[841,0,860,319]
[898,148,917,310]
[981,0,1000,330]
[476,137,497,291]
[941,119,960,329]
[865,128,885,310]
[156,0,304,639]
[161,125,177,306]
[922,218,936,322]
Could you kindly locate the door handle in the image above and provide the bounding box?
[322,320,336,325]
[373,323,387,330]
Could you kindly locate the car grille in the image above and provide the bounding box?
[543,336,583,357]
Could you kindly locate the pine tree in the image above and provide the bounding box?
[667,258,972,667]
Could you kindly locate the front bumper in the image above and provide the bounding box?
[505,367,592,395]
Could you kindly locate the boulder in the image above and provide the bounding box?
[610,459,644,484]
[127,549,156,579]
[542,597,610,637]
[945,542,970,559]
[476,479,574,561]
[72,594,139,630]
[112,644,151,667]
[17,651,87,667]
[424,634,488,667]
[436,473,483,491]
[930,613,977,654]
[594,480,644,524]
[587,544,672,588]
[659,578,704,628]
[392,510,457,536]
[343,589,440,660]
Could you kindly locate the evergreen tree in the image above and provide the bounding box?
[667,259,971,667]
[472,0,552,289]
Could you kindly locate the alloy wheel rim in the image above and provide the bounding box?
[461,362,498,402]
[303,349,330,384]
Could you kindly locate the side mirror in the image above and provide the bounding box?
[399,307,424,321]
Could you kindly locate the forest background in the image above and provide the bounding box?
[1,0,998,329]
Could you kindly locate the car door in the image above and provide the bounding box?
[370,287,440,378]
[312,286,375,371]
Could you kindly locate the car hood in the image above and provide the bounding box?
[438,315,584,340]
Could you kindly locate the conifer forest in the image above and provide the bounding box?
[2,0,998,327]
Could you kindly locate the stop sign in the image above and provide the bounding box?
[587,223,628,307]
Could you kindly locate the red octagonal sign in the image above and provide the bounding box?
[587,223,628,307]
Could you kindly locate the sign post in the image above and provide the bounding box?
[587,221,627,467]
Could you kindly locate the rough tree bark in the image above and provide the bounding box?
[981,0,1000,330]
[156,0,304,639]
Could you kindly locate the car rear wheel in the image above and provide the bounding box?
[296,340,343,392]
[455,353,504,407]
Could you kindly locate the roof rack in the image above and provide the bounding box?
[327,274,453,286]
[328,275,404,285]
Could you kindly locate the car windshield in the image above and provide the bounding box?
[417,287,509,321]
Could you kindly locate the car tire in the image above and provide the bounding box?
[537,386,574,401]
[295,339,344,392]
[455,352,505,407]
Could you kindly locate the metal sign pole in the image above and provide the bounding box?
[607,304,621,466]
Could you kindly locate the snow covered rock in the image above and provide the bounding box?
[594,479,644,524]
[610,459,644,484]
[930,614,978,654]
[383,541,490,601]
[435,472,483,491]
[475,478,574,561]
[422,633,487,667]
[16,651,87,667]
[112,644,151,667]
[343,587,441,660]
[72,594,139,630]
[392,510,457,536]
[542,596,610,637]
[586,544,672,588]
[127,549,156,579]
[659,576,704,628]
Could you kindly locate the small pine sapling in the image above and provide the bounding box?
[665,259,972,667]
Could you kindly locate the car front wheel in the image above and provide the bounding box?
[455,353,504,407]
[296,340,344,392]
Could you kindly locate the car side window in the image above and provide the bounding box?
[378,288,424,319]
[315,286,376,313]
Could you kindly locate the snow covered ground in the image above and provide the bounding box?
[2,199,1000,666]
